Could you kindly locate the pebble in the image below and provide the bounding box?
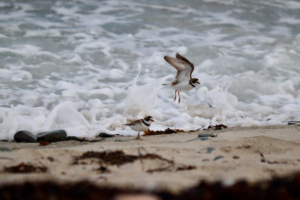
[37,130,67,142]
[0,147,12,152]
[14,130,37,143]
[90,139,105,143]
[288,121,300,125]
[207,147,215,154]
[115,139,129,142]
[213,156,224,161]
[98,133,117,138]
[198,133,217,138]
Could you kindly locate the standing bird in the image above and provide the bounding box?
[125,116,154,140]
[163,53,200,103]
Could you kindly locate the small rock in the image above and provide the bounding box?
[198,133,217,138]
[14,130,37,143]
[90,138,105,143]
[0,147,12,152]
[233,156,240,159]
[98,133,117,138]
[115,139,129,142]
[37,130,67,142]
[213,156,224,161]
[207,147,215,154]
[288,121,300,125]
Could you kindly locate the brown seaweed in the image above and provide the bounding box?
[72,150,193,173]
[2,172,300,200]
[143,128,185,136]
[3,162,47,173]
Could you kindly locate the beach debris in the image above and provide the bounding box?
[37,130,67,142]
[176,165,197,171]
[233,156,240,159]
[260,152,266,162]
[115,139,130,142]
[143,128,185,136]
[237,145,251,149]
[73,151,138,166]
[259,152,288,165]
[288,121,300,125]
[97,133,117,138]
[73,150,195,173]
[39,141,52,146]
[97,165,110,173]
[14,130,37,143]
[198,133,217,138]
[0,147,12,152]
[47,157,54,162]
[3,172,300,200]
[3,162,47,173]
[213,156,224,161]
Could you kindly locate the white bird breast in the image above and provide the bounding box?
[129,123,149,132]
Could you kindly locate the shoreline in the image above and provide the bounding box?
[1,124,300,192]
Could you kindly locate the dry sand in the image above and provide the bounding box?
[1,125,300,193]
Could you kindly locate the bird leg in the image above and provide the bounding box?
[178,91,181,103]
[174,90,177,101]
[135,131,143,141]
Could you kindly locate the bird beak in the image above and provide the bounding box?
[197,81,200,84]
[151,119,154,122]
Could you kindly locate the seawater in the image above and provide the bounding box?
[1,0,300,140]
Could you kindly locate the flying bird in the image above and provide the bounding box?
[163,53,200,103]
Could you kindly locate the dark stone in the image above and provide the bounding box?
[198,133,216,138]
[115,139,129,142]
[0,147,12,152]
[89,138,105,143]
[233,155,240,159]
[288,121,300,125]
[207,147,215,154]
[97,133,116,138]
[213,156,224,161]
[37,130,67,142]
[14,130,37,143]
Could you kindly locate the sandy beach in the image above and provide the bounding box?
[1,124,300,194]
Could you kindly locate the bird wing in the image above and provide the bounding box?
[164,53,194,84]
[125,119,142,126]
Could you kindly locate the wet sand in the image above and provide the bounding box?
[1,125,300,193]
